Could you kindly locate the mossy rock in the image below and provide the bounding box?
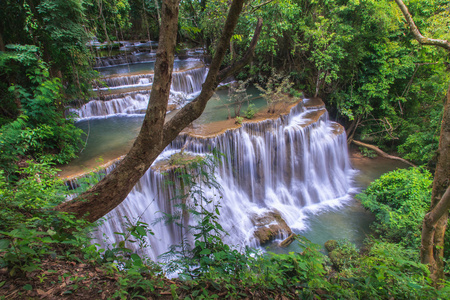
[324,240,338,252]
[326,240,358,271]
[168,152,203,167]
[252,211,292,245]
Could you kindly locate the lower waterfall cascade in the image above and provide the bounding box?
[86,98,356,262]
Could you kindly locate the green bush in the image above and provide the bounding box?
[326,240,359,271]
[357,167,432,248]
[235,116,244,124]
[244,103,257,119]
[328,240,450,299]
[0,46,84,180]
[0,163,67,230]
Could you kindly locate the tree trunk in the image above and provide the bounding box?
[0,31,5,51]
[57,0,181,222]
[56,0,263,223]
[420,86,450,283]
[394,0,450,284]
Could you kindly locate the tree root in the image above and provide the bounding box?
[352,140,416,167]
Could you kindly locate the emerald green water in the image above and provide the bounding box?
[60,86,265,176]
[267,153,408,253]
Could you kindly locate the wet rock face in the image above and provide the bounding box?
[167,104,178,111]
[252,211,292,245]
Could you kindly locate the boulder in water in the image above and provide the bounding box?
[252,211,292,245]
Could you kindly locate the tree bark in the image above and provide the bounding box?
[420,86,450,283]
[394,0,450,284]
[0,31,5,52]
[56,0,262,223]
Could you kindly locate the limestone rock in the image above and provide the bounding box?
[252,211,292,245]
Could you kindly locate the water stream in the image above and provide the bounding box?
[87,100,354,261]
[64,51,408,262]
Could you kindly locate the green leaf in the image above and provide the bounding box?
[199,248,211,255]
[275,277,283,285]
[0,239,10,249]
[136,226,147,237]
[130,253,141,261]
[23,284,33,291]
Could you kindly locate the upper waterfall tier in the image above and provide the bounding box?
[78,98,354,261]
[69,66,208,120]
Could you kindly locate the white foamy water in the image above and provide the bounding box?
[71,67,208,120]
[84,100,354,261]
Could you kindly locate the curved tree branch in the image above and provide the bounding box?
[352,140,416,167]
[394,0,450,283]
[421,185,450,269]
[394,0,450,51]
[161,17,263,145]
[426,186,450,226]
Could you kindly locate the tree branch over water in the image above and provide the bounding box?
[56,0,262,223]
[352,140,416,167]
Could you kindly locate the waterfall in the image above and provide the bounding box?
[89,100,354,261]
[94,52,157,68]
[68,95,149,119]
[171,68,207,94]
[72,67,208,120]
[96,74,154,89]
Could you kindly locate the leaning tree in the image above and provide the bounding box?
[56,0,262,222]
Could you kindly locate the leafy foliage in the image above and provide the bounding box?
[0,45,83,179]
[244,103,257,119]
[357,167,433,248]
[0,163,98,277]
[326,239,450,299]
[0,0,95,100]
[255,70,295,113]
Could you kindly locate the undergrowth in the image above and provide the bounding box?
[1,159,449,299]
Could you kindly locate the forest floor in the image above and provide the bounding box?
[0,254,296,299]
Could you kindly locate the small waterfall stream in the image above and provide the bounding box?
[88,100,354,261]
[70,65,208,120]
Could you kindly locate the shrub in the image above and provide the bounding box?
[329,240,449,299]
[244,103,257,119]
[357,167,432,248]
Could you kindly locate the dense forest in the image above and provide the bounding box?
[1,0,449,298]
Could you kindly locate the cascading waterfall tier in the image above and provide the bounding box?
[85,98,354,261]
[70,66,208,120]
